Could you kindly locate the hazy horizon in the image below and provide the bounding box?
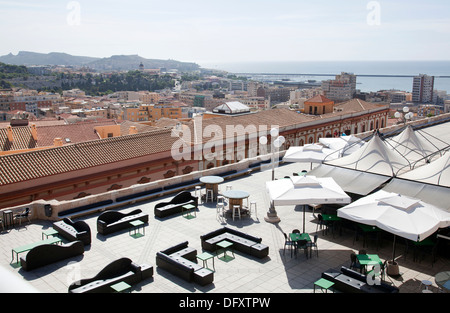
[1,1,450,65]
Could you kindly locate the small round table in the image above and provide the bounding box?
[222,190,250,216]
[435,271,450,292]
[200,176,224,201]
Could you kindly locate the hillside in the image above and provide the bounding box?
[0,51,200,72]
[0,51,98,66]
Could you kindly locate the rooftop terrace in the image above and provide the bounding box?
[0,161,448,296]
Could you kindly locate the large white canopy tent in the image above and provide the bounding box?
[382,152,450,212]
[397,152,450,187]
[324,132,412,176]
[308,164,391,196]
[384,125,442,166]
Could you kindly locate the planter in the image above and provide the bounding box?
[387,260,400,276]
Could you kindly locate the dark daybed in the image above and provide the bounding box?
[154,191,198,218]
[200,227,269,259]
[53,218,91,245]
[97,209,148,235]
[321,266,399,293]
[156,241,214,286]
[68,257,153,293]
[20,240,84,272]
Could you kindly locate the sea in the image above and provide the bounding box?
[200,61,450,94]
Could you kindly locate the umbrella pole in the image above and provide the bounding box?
[387,235,400,277]
[392,235,396,262]
[303,205,306,233]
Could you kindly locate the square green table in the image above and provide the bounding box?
[357,254,382,273]
[196,252,215,271]
[290,232,312,258]
[289,232,311,242]
[182,204,196,219]
[41,228,59,240]
[314,278,335,293]
[129,220,145,238]
[216,240,235,261]
[110,281,131,293]
[11,237,62,264]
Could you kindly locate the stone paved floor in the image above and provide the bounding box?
[1,162,449,294]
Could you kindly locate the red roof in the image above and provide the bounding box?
[305,95,333,104]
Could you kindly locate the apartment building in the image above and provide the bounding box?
[321,72,357,102]
[0,89,64,113]
[412,74,434,103]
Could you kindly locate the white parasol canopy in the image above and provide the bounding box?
[266,175,351,206]
[283,144,338,167]
[266,175,351,232]
[319,135,365,157]
[337,190,450,242]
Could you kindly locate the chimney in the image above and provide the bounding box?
[6,125,13,142]
[129,126,138,135]
[53,137,63,147]
[30,123,38,141]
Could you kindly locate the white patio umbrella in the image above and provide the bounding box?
[283,144,338,169]
[266,175,351,232]
[319,135,365,157]
[337,190,450,263]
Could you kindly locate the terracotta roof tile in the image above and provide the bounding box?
[305,95,333,104]
[0,126,37,152]
[36,121,118,147]
[0,128,177,186]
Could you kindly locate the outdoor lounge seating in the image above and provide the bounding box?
[97,209,148,235]
[155,241,214,286]
[20,240,84,271]
[68,257,153,293]
[53,218,92,245]
[321,266,399,293]
[200,227,269,259]
[154,191,198,218]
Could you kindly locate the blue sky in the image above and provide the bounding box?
[1,0,449,66]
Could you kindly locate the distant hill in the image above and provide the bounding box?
[0,51,98,66]
[0,51,200,72]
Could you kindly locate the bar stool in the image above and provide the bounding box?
[249,201,257,217]
[232,205,241,221]
[195,186,202,198]
[420,280,432,291]
[206,189,214,203]
[216,196,225,217]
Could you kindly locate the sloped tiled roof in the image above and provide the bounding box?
[335,98,385,113]
[0,128,177,186]
[118,120,159,134]
[36,120,118,147]
[0,126,37,152]
[305,95,333,104]
[180,108,320,144]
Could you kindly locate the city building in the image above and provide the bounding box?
[257,86,292,105]
[0,100,390,208]
[412,74,434,103]
[321,72,357,102]
[304,95,334,115]
[0,89,64,114]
